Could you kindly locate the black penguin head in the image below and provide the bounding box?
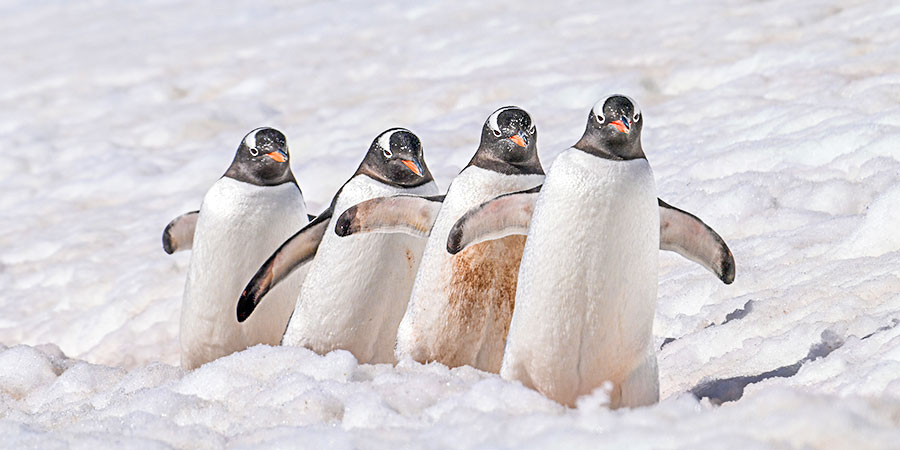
[575,95,645,160]
[467,106,543,175]
[224,127,296,186]
[356,128,433,187]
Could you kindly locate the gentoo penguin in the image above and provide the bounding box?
[163,127,310,370]
[477,94,663,408]
[236,128,438,364]
[333,107,735,374]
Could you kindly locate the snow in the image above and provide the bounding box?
[1,0,900,448]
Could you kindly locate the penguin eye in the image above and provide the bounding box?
[633,112,641,122]
[492,129,502,138]
[383,147,393,158]
[528,124,536,135]
[595,113,605,124]
[249,147,259,157]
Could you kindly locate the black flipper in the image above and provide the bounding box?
[659,199,735,284]
[162,211,200,254]
[236,207,333,322]
[446,186,541,254]
[334,194,445,238]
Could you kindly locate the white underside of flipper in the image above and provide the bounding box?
[282,175,438,364]
[180,177,309,370]
[396,166,544,372]
[500,149,659,408]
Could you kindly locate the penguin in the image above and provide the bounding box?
[471,94,665,408]
[235,128,438,364]
[333,107,735,374]
[164,127,310,370]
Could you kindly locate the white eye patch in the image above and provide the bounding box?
[243,127,265,149]
[377,128,411,157]
[487,106,517,134]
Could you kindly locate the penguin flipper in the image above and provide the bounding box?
[334,194,445,238]
[447,185,541,254]
[658,199,735,284]
[236,208,333,322]
[162,210,200,254]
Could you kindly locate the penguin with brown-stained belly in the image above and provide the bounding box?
[394,107,545,372]
[163,127,310,370]
[334,106,735,375]
[235,128,438,364]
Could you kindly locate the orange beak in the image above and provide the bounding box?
[401,159,423,177]
[509,134,527,147]
[266,151,287,163]
[609,120,629,134]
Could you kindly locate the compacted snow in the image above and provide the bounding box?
[2,0,900,448]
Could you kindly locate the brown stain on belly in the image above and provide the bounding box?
[432,235,526,372]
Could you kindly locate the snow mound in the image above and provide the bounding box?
[1,345,899,448]
[839,186,900,258]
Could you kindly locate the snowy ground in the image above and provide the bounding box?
[2,0,900,448]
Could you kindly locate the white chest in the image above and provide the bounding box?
[181,177,308,368]
[431,166,545,239]
[187,178,308,311]
[501,149,660,405]
[284,175,439,363]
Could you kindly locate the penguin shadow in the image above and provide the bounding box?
[660,299,756,349]
[689,318,899,405]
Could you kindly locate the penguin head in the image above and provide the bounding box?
[479,106,539,164]
[466,106,543,175]
[576,95,645,160]
[357,128,433,187]
[224,127,296,186]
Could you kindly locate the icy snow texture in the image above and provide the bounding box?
[1,0,900,448]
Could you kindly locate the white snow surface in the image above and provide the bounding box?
[2,0,900,448]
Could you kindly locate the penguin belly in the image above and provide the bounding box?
[283,175,438,364]
[500,149,659,408]
[396,166,543,372]
[180,178,309,370]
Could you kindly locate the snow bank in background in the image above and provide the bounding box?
[1,0,900,447]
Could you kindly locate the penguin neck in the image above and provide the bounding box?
[573,133,645,161]
[465,145,544,176]
[223,161,298,187]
